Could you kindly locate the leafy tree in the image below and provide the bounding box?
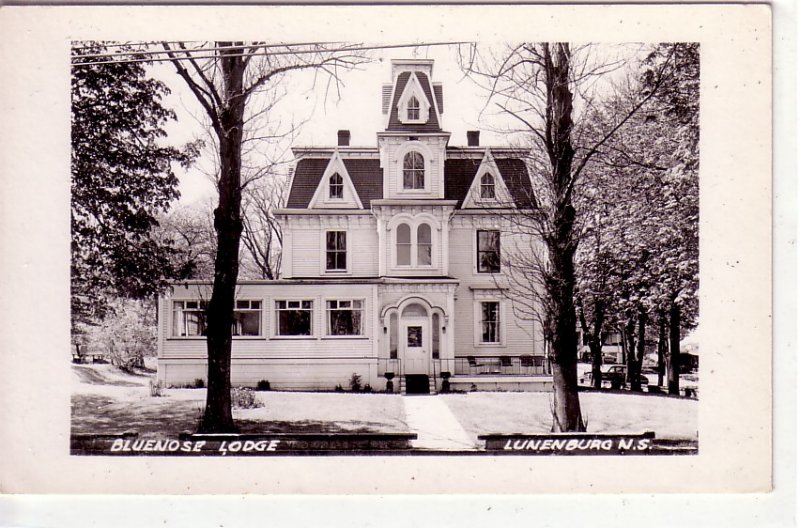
[71,42,198,324]
[86,298,157,372]
[462,43,670,430]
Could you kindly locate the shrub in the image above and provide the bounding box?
[363,384,372,393]
[86,298,156,373]
[149,379,163,397]
[193,378,205,389]
[349,373,362,392]
[334,384,344,392]
[231,387,263,409]
[256,379,271,391]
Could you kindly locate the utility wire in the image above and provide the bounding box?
[74,41,350,60]
[72,41,474,67]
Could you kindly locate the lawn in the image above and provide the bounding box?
[71,363,408,439]
[441,391,697,441]
[72,363,697,444]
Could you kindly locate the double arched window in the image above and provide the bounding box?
[329,172,343,199]
[403,152,425,190]
[395,221,434,267]
[480,173,495,199]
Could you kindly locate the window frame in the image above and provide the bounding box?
[324,298,367,338]
[328,172,344,200]
[171,300,208,338]
[406,95,420,121]
[473,299,506,347]
[402,151,426,191]
[323,230,349,274]
[273,299,315,339]
[476,229,502,274]
[479,173,496,200]
[391,218,437,270]
[232,299,263,338]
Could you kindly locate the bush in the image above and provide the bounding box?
[334,384,344,392]
[193,378,205,389]
[256,379,271,391]
[85,298,156,373]
[231,387,262,409]
[363,384,372,393]
[349,373,362,392]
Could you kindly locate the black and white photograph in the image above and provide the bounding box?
[68,39,700,456]
[0,4,778,502]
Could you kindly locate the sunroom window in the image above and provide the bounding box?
[172,300,207,337]
[326,300,363,336]
[233,300,262,336]
[275,300,313,336]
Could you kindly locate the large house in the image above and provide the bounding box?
[157,59,552,394]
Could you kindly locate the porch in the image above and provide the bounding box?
[376,356,554,393]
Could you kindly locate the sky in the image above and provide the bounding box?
[152,43,523,206]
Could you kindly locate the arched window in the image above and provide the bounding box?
[403,152,425,190]
[417,224,432,266]
[396,223,411,265]
[480,173,495,199]
[407,96,420,120]
[329,172,343,199]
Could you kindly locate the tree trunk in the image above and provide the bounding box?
[657,314,667,387]
[624,315,636,385]
[544,43,584,431]
[200,45,247,433]
[668,302,681,395]
[630,308,646,392]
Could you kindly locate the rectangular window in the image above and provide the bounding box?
[480,301,500,343]
[477,230,501,273]
[326,231,347,271]
[407,326,423,347]
[233,300,262,336]
[172,300,207,337]
[275,300,313,336]
[326,300,363,336]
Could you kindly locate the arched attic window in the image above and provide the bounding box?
[480,173,495,199]
[403,152,425,190]
[407,96,420,121]
[329,172,343,199]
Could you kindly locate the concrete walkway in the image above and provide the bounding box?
[402,396,476,450]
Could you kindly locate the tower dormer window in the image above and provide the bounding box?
[329,172,343,199]
[407,96,420,121]
[403,151,425,190]
[480,173,495,199]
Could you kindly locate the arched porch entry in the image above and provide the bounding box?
[381,296,447,378]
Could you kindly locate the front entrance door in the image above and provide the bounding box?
[402,316,430,375]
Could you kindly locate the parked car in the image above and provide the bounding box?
[581,364,650,390]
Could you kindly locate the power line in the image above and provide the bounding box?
[74,41,350,60]
[71,41,474,67]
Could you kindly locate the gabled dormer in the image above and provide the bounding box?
[383,59,443,133]
[307,150,364,209]
[460,149,515,209]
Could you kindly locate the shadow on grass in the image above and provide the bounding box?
[72,366,142,387]
[72,395,387,439]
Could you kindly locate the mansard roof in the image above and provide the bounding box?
[286,158,383,209]
[286,152,534,210]
[444,157,534,209]
[386,71,441,132]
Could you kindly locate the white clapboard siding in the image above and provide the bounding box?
[158,357,379,390]
[290,226,379,277]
